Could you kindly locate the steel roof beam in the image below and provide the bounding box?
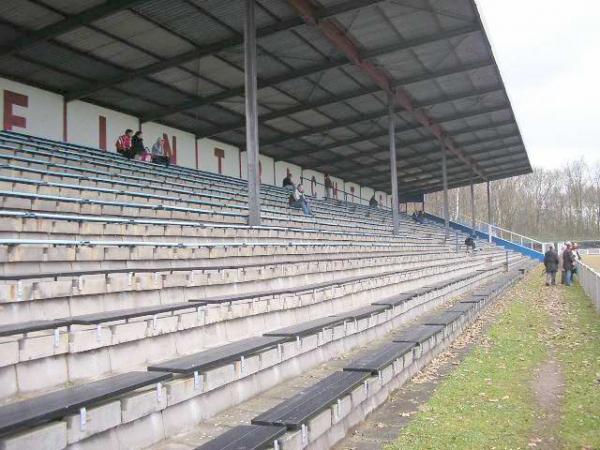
[262,98,506,150]
[349,133,522,175]
[274,102,510,159]
[286,0,485,178]
[201,63,497,137]
[359,144,525,183]
[285,113,514,163]
[395,163,531,194]
[64,0,392,101]
[0,0,146,58]
[205,81,502,137]
[309,119,517,168]
[136,23,478,122]
[362,146,525,188]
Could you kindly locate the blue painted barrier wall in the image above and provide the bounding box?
[423,212,543,262]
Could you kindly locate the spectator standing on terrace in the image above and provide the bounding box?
[324,173,332,199]
[562,242,575,286]
[543,244,559,286]
[151,137,170,166]
[369,194,378,208]
[465,236,476,253]
[282,173,294,192]
[571,242,582,280]
[290,184,313,217]
[116,129,134,159]
[558,242,567,284]
[131,131,148,160]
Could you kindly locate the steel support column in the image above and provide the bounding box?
[245,0,261,226]
[487,180,492,243]
[441,139,449,240]
[470,175,476,236]
[388,94,400,235]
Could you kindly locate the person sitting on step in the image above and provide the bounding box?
[289,183,313,217]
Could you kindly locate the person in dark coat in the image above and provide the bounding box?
[464,236,476,253]
[562,243,574,286]
[282,173,294,192]
[543,245,559,286]
[131,131,147,159]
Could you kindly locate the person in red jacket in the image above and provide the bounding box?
[116,129,134,158]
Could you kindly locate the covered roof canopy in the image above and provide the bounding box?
[0,0,531,195]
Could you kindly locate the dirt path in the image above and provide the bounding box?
[528,285,566,449]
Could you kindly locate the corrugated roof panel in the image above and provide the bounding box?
[87,89,156,112]
[183,54,243,88]
[94,10,195,58]
[192,104,242,125]
[258,30,327,71]
[133,0,234,45]
[289,110,332,128]
[150,68,223,97]
[0,0,62,30]
[24,66,84,92]
[57,27,157,70]
[42,0,105,15]
[161,112,215,133]
[315,102,360,121]
[116,78,190,105]
[20,42,123,80]
[0,56,49,80]
[265,117,308,134]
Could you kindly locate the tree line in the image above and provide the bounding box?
[425,159,600,242]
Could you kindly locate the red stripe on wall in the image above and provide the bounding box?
[3,90,28,131]
[98,115,107,150]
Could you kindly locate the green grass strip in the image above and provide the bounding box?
[556,282,600,448]
[386,273,549,450]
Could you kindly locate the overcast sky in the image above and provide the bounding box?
[476,0,600,169]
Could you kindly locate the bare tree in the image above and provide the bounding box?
[425,159,600,241]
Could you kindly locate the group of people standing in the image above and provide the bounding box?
[543,242,581,286]
[115,129,170,166]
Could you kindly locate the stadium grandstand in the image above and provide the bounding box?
[0,1,540,449]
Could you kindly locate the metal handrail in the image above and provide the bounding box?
[578,261,600,311]
[450,213,551,250]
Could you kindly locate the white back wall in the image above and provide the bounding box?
[301,169,325,198]
[0,79,63,141]
[240,152,275,186]
[274,161,302,188]
[361,186,375,205]
[67,100,138,151]
[375,191,388,208]
[142,122,196,168]
[197,138,240,177]
[0,77,391,205]
[344,181,361,203]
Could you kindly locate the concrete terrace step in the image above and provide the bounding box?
[251,371,369,429]
[0,371,171,435]
[194,424,286,450]
[185,268,528,450]
[0,260,514,449]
